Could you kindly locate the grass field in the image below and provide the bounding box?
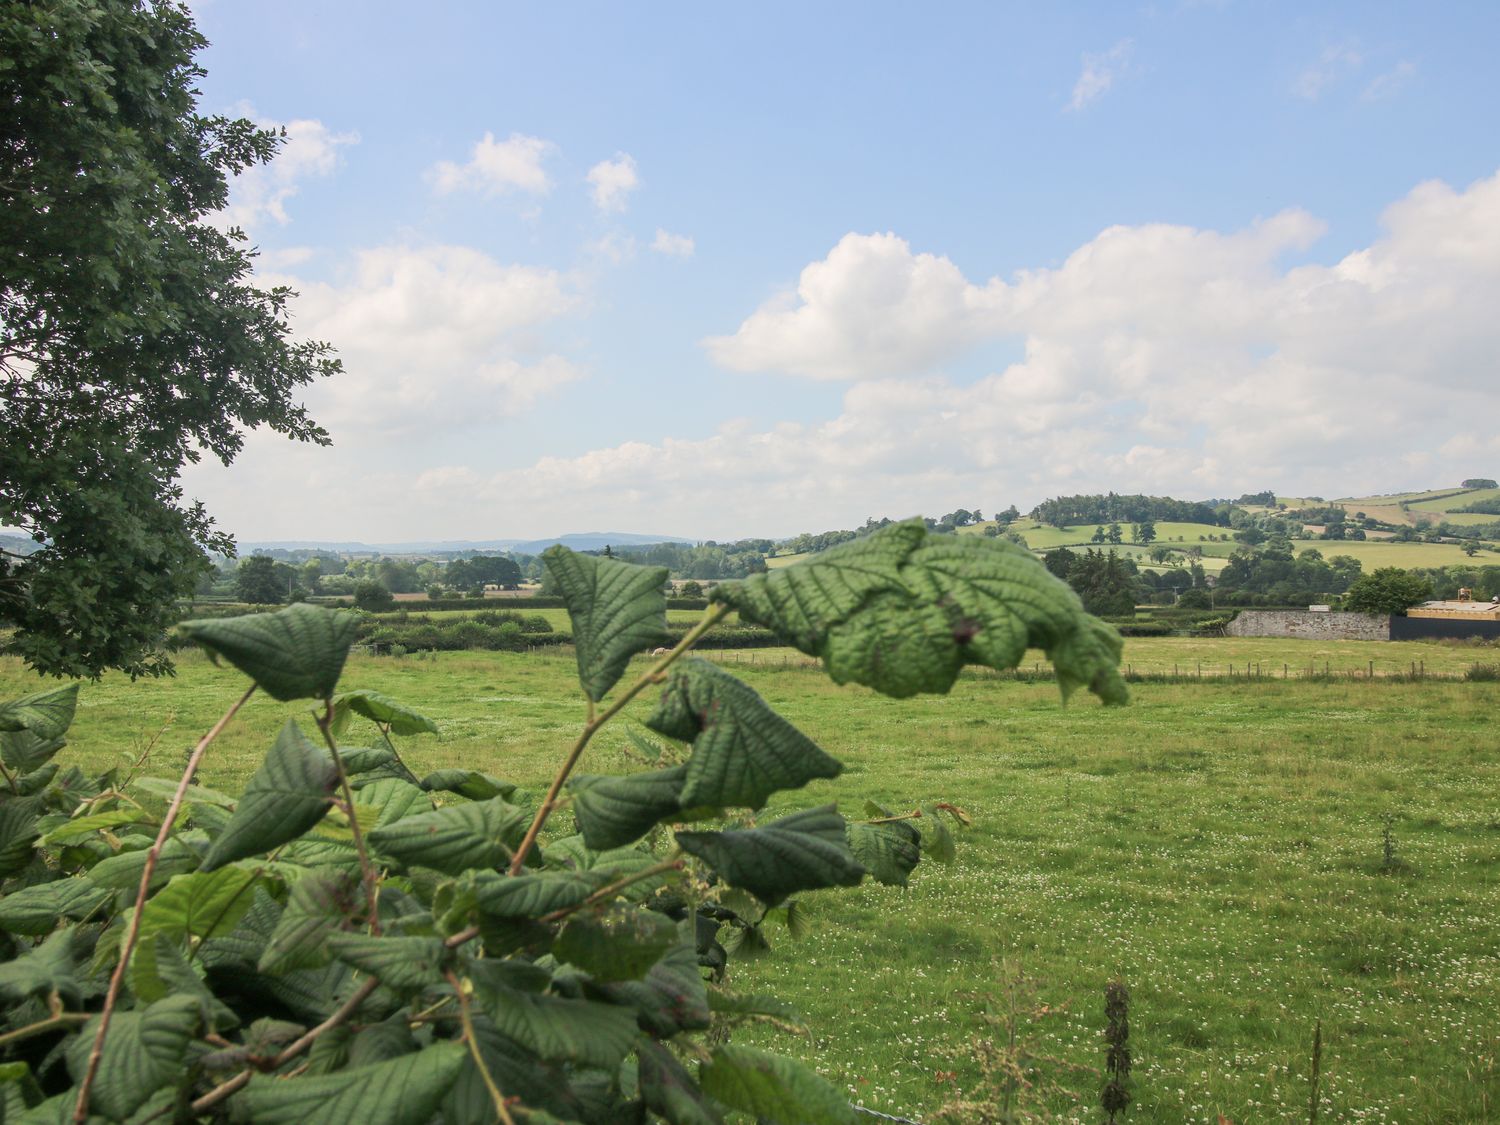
[4,638,1498,1122]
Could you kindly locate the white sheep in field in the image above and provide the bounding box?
[651,647,670,656]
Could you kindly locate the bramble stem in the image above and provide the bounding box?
[0,1012,89,1048]
[447,969,517,1125]
[506,603,730,875]
[0,761,18,795]
[539,857,684,923]
[316,701,382,935]
[74,683,257,1124]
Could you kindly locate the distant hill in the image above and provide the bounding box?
[239,531,694,555]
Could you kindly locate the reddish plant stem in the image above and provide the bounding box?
[315,701,381,935]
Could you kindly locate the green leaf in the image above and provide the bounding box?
[542,547,669,701]
[441,1014,588,1124]
[467,961,640,1069]
[137,866,260,947]
[846,820,921,887]
[569,765,688,850]
[713,520,1127,703]
[0,684,78,737]
[0,879,112,935]
[259,869,363,973]
[0,927,83,1007]
[0,1061,43,1120]
[87,834,202,891]
[133,934,240,1031]
[64,994,202,1121]
[130,777,235,808]
[39,809,153,847]
[465,868,598,917]
[177,603,358,702]
[554,907,679,982]
[920,805,956,863]
[419,768,518,802]
[647,659,843,809]
[706,988,805,1025]
[326,933,449,995]
[338,746,416,786]
[200,720,337,871]
[596,942,712,1037]
[352,777,429,829]
[0,802,40,877]
[241,1041,467,1125]
[676,806,865,907]
[0,729,66,775]
[699,1044,855,1125]
[330,689,439,737]
[369,796,529,876]
[638,1039,724,1125]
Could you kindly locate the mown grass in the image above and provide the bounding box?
[3,639,1498,1122]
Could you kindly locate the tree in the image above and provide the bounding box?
[234,556,293,605]
[353,580,395,612]
[1343,568,1433,615]
[1106,522,1124,546]
[1134,519,1157,545]
[677,579,704,598]
[0,2,339,677]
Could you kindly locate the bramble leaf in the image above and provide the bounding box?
[0,802,40,877]
[846,819,921,887]
[648,659,843,809]
[242,1041,467,1125]
[713,520,1127,703]
[419,768,517,802]
[676,806,865,907]
[569,765,688,850]
[638,1038,724,1125]
[542,547,669,701]
[259,870,363,974]
[0,927,83,1007]
[596,942,712,1036]
[326,933,449,995]
[699,1044,855,1125]
[0,728,66,774]
[64,994,201,1121]
[368,796,529,875]
[330,689,438,737]
[467,961,640,1069]
[0,879,112,935]
[177,603,358,702]
[554,907,679,982]
[200,720,338,871]
[137,867,261,947]
[0,683,77,737]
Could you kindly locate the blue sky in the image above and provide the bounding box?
[180,1,1500,542]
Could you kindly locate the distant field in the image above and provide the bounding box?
[1406,485,1500,513]
[4,643,1498,1122]
[369,606,726,629]
[1292,539,1493,569]
[765,552,810,569]
[1015,521,1228,551]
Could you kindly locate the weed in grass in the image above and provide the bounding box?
[1102,979,1132,1124]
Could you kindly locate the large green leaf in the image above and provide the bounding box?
[419,768,517,802]
[713,520,1127,703]
[137,866,261,947]
[647,659,843,809]
[676,806,865,907]
[638,1039,724,1125]
[0,927,83,1007]
[0,879,112,935]
[0,1061,43,1121]
[369,796,529,876]
[87,834,202,891]
[554,907,679,982]
[0,729,66,775]
[0,684,78,737]
[352,777,429,828]
[177,603,358,702]
[326,933,449,995]
[258,869,363,974]
[241,1041,467,1125]
[846,819,921,887]
[39,809,153,847]
[699,1044,855,1125]
[569,765,688,850]
[330,689,439,737]
[596,942,712,1037]
[0,802,40,877]
[542,547,669,702]
[467,961,640,1069]
[64,994,201,1121]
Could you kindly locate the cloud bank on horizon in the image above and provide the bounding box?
[179,2,1500,543]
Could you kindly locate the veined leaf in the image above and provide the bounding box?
[259,869,363,973]
[201,720,338,871]
[0,729,66,775]
[419,768,517,802]
[699,1044,855,1125]
[369,796,529,875]
[920,804,957,863]
[676,806,865,907]
[64,994,201,1121]
[554,907,679,982]
[39,809,153,847]
[137,866,261,947]
[330,689,438,737]
[706,988,805,1025]
[638,1039,724,1125]
[468,869,599,919]
[846,819,921,887]
[467,961,640,1069]
[713,520,1127,703]
[87,834,202,891]
[569,765,688,850]
[0,1061,43,1120]
[134,934,240,1031]
[242,1041,467,1125]
[0,684,77,737]
[0,926,83,1007]
[337,746,415,787]
[0,879,112,935]
[542,547,669,702]
[648,659,842,809]
[0,802,40,877]
[596,942,712,1037]
[353,777,429,829]
[326,933,449,994]
[177,603,358,702]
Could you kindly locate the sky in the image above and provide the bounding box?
[178,0,1500,544]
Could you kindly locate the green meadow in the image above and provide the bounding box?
[3,636,1498,1122]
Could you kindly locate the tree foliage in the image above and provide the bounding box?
[0,538,1123,1122]
[0,0,338,677]
[1343,568,1434,615]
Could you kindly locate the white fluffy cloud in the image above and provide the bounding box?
[1069,39,1134,111]
[586,154,639,212]
[1294,42,1363,100]
[651,229,695,258]
[218,117,358,230]
[280,244,583,433]
[430,132,554,197]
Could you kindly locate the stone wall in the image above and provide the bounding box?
[1226,610,1390,641]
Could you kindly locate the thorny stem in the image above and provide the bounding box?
[507,602,731,875]
[446,970,517,1125]
[316,700,382,936]
[74,684,257,1124]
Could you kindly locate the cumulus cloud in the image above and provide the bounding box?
[1068,39,1134,111]
[1294,41,1363,100]
[586,154,639,212]
[218,117,358,230]
[278,244,583,434]
[1362,60,1416,101]
[651,229,695,258]
[430,132,554,197]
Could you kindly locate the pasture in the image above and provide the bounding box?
[3,635,1498,1122]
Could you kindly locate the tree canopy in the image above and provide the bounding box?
[0,1,338,677]
[1343,568,1434,616]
